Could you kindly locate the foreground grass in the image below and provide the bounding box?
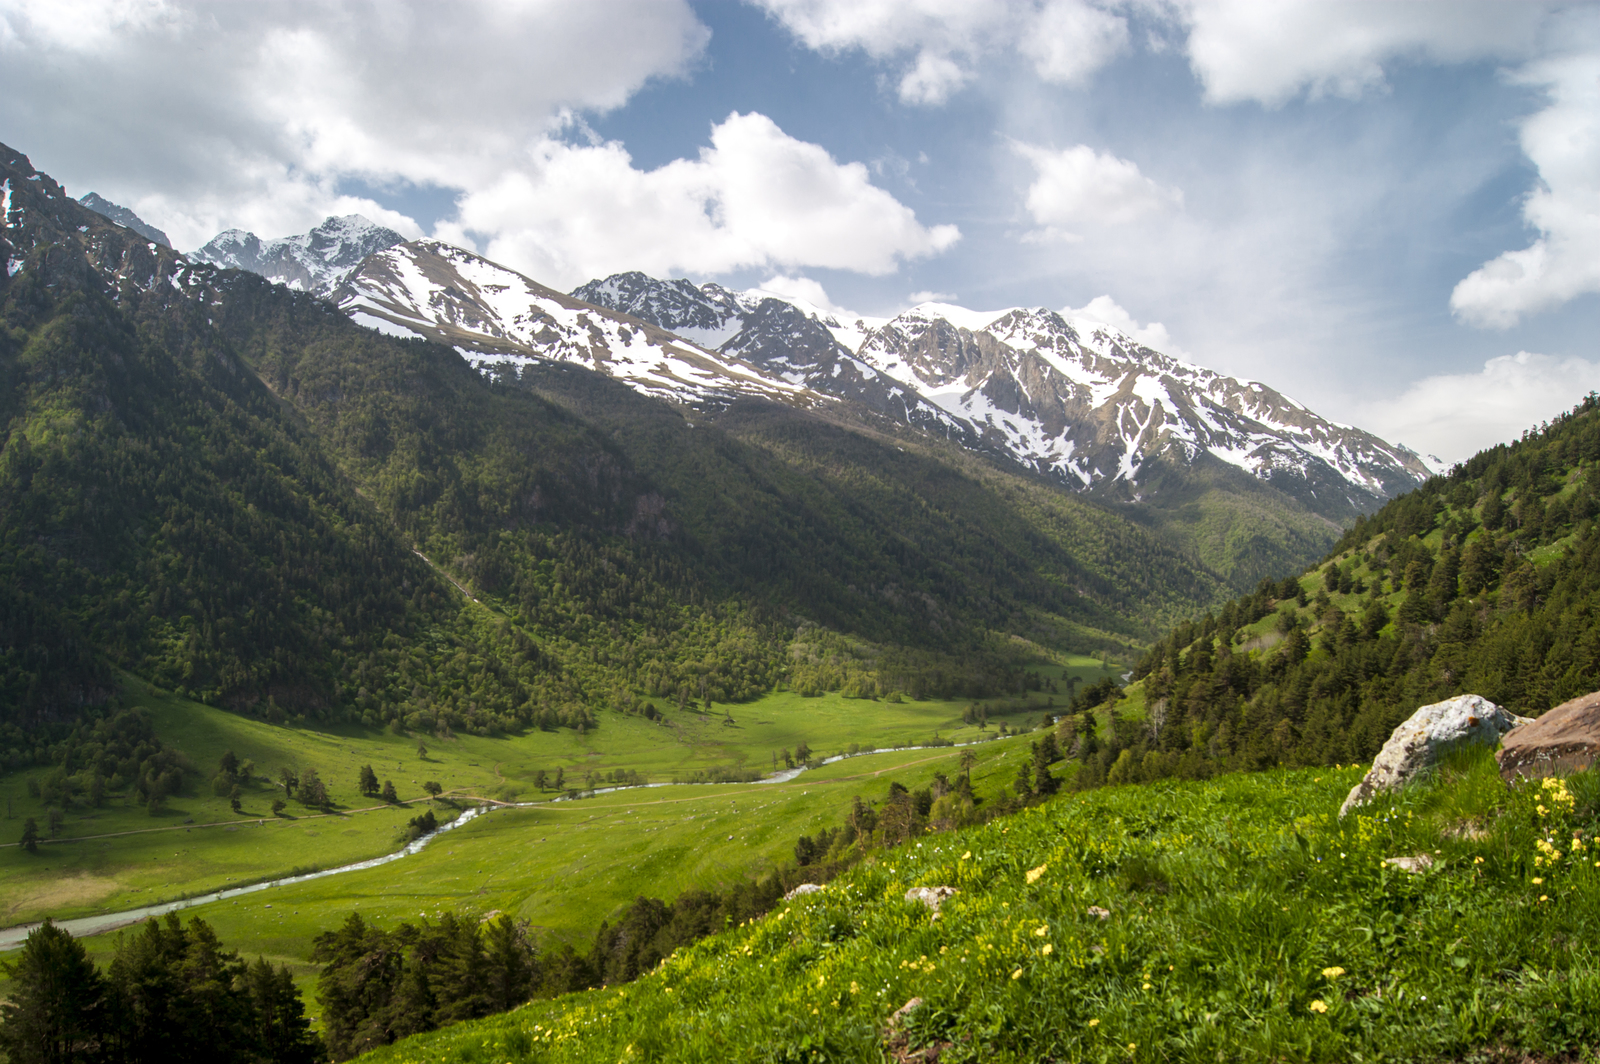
[362,753,1600,1063]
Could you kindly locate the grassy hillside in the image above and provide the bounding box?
[357,751,1600,1063]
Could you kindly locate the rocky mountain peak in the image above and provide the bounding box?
[77,192,171,248]
[191,214,404,295]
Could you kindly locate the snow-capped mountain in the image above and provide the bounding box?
[332,242,815,408]
[78,192,170,248]
[573,273,1436,513]
[192,215,403,295]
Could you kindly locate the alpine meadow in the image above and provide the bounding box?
[3,3,1600,1062]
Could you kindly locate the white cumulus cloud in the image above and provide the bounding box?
[1015,143,1183,240]
[1450,41,1600,328]
[1180,0,1547,107]
[0,1,954,287]
[456,113,959,289]
[752,0,1127,104]
[1357,351,1600,465]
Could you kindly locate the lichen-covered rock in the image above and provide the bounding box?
[1340,694,1531,816]
[1496,690,1600,781]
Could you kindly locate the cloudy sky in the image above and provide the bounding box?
[1,0,1596,463]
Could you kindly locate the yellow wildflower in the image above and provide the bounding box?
[1088,1019,1100,1027]
[1034,925,1049,937]
[1532,877,1544,885]
[1309,1000,1328,1013]
[1321,967,1346,979]
[1026,863,1049,883]
[961,851,972,860]
[1011,968,1024,980]
[1042,944,1054,955]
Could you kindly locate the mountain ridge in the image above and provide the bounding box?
[77,192,171,248]
[192,214,404,295]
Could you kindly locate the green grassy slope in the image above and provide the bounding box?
[359,752,1600,1063]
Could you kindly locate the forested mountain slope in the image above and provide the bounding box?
[1075,395,1600,787]
[1,142,1233,760]
[0,146,547,747]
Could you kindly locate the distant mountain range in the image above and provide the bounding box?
[571,272,1439,516]
[319,230,1435,526]
[20,186,1439,606]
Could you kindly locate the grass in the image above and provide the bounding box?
[355,749,1600,1063]
[1,668,1104,933]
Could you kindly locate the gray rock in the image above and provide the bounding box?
[1383,855,1435,874]
[783,883,823,901]
[1496,689,1600,781]
[887,997,923,1028]
[905,886,958,912]
[1340,694,1531,816]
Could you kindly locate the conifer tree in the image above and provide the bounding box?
[0,920,107,1064]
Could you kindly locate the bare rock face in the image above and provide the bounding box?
[1340,695,1531,816]
[1496,690,1600,781]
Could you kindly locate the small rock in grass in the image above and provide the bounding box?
[1384,855,1434,874]
[784,883,823,900]
[1340,695,1530,816]
[1087,906,1111,919]
[887,997,923,1028]
[1496,689,1600,782]
[905,886,958,912]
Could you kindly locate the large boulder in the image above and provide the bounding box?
[1340,694,1531,816]
[1496,690,1600,781]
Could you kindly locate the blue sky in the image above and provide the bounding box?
[1,0,1595,461]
